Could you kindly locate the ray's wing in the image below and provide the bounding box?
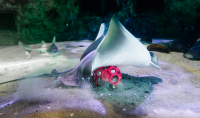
[61,51,95,86]
[18,41,32,53]
[40,40,48,48]
[92,16,159,72]
[80,23,107,61]
[47,36,59,53]
[95,23,106,40]
[52,36,56,44]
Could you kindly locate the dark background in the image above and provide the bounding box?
[0,0,200,45]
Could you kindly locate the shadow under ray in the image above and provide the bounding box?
[93,73,163,114]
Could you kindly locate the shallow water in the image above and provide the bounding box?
[0,41,200,118]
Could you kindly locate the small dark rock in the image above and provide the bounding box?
[66,45,72,48]
[131,103,135,106]
[124,87,132,90]
[147,44,170,53]
[78,45,85,47]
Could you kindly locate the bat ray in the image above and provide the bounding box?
[59,16,160,86]
[46,36,59,53]
[92,16,160,72]
[18,36,59,59]
[0,16,160,87]
[80,23,107,61]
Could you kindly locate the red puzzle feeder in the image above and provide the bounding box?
[93,66,122,86]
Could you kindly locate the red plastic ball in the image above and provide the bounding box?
[93,66,122,86]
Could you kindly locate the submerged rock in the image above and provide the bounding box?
[184,38,200,60]
[147,44,170,53]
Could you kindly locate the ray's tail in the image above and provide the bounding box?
[0,67,75,86]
